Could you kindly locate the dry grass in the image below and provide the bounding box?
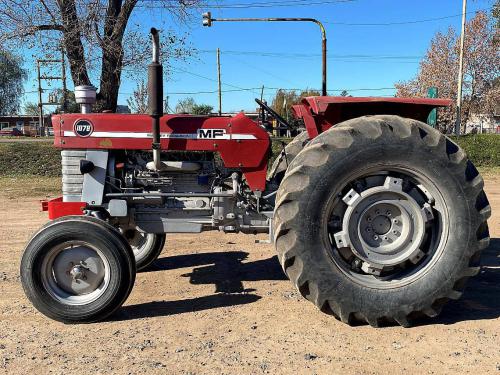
[478,166,500,178]
[0,176,61,199]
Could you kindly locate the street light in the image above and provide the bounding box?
[202,12,212,27]
[202,12,328,96]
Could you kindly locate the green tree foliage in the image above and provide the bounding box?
[25,90,80,115]
[192,104,214,115]
[53,89,80,114]
[0,49,26,115]
[175,97,213,115]
[270,89,321,121]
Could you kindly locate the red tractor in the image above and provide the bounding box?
[20,29,490,327]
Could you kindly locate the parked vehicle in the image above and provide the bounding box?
[20,28,490,327]
[0,127,23,136]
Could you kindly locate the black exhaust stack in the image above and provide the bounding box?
[148,28,163,170]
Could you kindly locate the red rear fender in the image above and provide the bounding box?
[292,96,452,138]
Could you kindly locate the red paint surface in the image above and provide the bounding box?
[52,96,451,199]
[53,112,270,191]
[292,96,452,137]
[42,197,86,220]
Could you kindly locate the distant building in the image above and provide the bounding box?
[0,115,51,136]
[1,105,131,136]
[465,103,500,134]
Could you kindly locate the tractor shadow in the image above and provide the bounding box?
[150,251,288,293]
[116,251,287,321]
[116,240,499,324]
[419,237,500,326]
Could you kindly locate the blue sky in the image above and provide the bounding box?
[21,0,494,113]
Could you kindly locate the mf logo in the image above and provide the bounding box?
[73,120,94,137]
[197,129,226,139]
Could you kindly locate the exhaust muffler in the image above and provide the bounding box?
[147,28,164,171]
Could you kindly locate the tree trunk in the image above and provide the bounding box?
[97,0,137,112]
[57,0,91,86]
[98,40,124,111]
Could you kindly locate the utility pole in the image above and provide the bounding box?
[36,61,44,137]
[217,48,222,116]
[61,48,67,112]
[164,96,171,114]
[455,0,467,136]
[36,52,67,136]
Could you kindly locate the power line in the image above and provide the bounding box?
[119,86,396,96]
[171,66,262,96]
[323,9,487,26]
[197,49,423,60]
[137,1,486,26]
[222,54,297,85]
[137,0,358,9]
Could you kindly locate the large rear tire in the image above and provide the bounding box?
[268,130,309,183]
[274,115,491,327]
[21,216,136,323]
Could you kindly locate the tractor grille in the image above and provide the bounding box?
[62,150,85,202]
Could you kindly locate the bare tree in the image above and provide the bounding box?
[175,97,195,113]
[126,80,148,114]
[395,11,499,133]
[0,1,203,112]
[24,102,40,116]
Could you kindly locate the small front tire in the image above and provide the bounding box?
[20,216,136,323]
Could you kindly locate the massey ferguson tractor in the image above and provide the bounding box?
[20,28,491,327]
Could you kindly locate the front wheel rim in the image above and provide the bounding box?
[324,168,448,289]
[40,241,111,305]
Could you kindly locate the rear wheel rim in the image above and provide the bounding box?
[40,241,110,305]
[324,167,448,289]
[125,230,155,262]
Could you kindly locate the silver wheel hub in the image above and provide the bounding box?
[41,242,110,305]
[70,264,85,280]
[333,177,432,275]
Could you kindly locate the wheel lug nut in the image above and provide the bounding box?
[386,211,392,216]
[366,227,372,232]
[375,210,380,215]
[367,216,372,222]
[373,235,379,240]
[393,219,399,224]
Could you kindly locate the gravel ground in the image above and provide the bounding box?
[0,175,498,375]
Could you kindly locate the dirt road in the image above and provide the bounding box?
[0,176,499,375]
